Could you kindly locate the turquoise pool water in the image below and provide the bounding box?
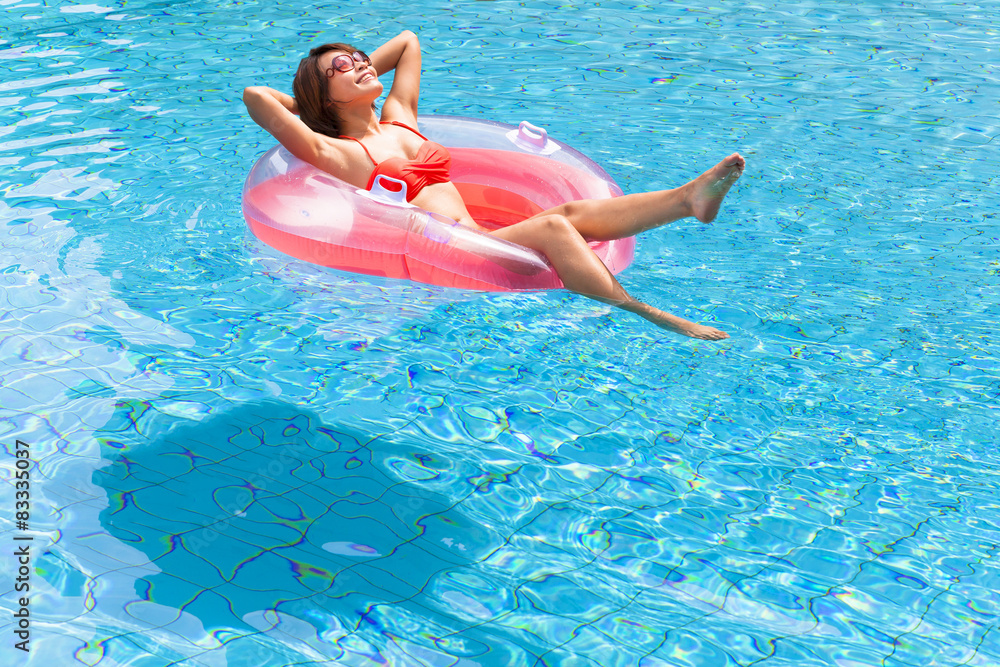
[1,1,998,665]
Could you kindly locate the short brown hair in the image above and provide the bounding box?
[292,43,376,137]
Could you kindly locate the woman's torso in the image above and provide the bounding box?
[324,120,482,230]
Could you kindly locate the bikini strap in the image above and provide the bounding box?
[338,134,378,166]
[379,120,430,141]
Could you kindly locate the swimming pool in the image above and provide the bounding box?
[1,0,998,665]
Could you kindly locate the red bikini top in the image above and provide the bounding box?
[339,121,452,201]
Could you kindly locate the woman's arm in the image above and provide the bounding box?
[243,86,332,168]
[371,30,422,123]
[245,85,298,116]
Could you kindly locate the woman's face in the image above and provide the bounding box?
[322,50,381,105]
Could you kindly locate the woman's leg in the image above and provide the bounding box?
[490,214,728,340]
[541,153,745,241]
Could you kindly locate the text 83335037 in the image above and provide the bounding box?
[12,439,33,654]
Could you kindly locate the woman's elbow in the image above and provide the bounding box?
[243,86,262,105]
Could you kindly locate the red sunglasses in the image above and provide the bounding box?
[325,51,372,77]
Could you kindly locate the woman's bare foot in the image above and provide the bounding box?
[620,301,730,340]
[687,153,745,223]
[667,322,730,340]
[654,317,729,340]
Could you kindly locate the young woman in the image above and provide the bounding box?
[243,31,745,340]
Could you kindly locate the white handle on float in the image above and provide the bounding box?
[505,120,560,155]
[517,121,548,148]
[356,175,413,207]
[369,175,410,205]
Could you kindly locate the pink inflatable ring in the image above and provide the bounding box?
[241,115,635,291]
